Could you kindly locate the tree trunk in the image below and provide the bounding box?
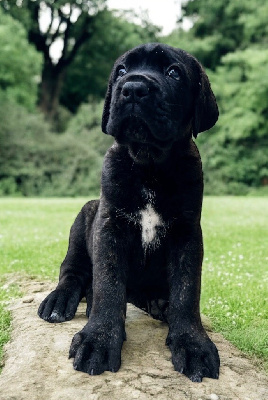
[39,60,65,130]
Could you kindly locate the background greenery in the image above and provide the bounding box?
[0,197,267,371]
[0,0,267,196]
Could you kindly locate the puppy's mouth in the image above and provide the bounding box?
[121,116,151,143]
[116,116,168,164]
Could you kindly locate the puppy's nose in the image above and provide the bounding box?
[122,81,149,99]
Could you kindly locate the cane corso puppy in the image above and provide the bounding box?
[38,43,220,382]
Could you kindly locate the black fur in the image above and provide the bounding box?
[38,43,220,382]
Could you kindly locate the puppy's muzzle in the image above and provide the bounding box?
[122,81,149,101]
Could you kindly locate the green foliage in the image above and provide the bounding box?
[163,0,268,195]
[164,28,224,71]
[66,101,113,155]
[179,0,268,69]
[0,8,41,110]
[0,305,11,371]
[0,99,112,197]
[214,50,268,141]
[196,47,268,194]
[0,0,108,121]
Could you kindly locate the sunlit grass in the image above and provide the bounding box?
[0,197,267,370]
[0,198,87,371]
[201,197,268,368]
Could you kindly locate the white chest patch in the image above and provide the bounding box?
[140,204,162,248]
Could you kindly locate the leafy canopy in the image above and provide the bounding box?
[0,0,107,66]
[0,7,41,109]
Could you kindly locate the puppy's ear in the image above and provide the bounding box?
[193,63,219,138]
[101,76,113,134]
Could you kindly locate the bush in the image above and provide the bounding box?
[0,99,113,197]
[0,8,41,110]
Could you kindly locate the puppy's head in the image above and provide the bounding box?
[102,43,218,164]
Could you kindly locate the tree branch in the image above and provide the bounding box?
[27,1,50,61]
[49,14,65,45]
[60,16,72,62]
[47,4,55,38]
[58,14,93,69]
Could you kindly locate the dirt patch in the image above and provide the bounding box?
[0,281,267,400]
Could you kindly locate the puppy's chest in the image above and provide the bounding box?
[123,188,167,250]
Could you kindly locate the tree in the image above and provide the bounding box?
[177,0,268,69]
[0,7,41,110]
[0,0,106,124]
[163,0,268,193]
[197,49,268,193]
[60,9,160,112]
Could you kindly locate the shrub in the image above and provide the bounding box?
[0,100,113,197]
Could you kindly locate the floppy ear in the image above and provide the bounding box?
[101,75,113,134]
[192,64,219,138]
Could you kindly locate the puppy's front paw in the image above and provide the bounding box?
[38,288,80,323]
[167,331,220,382]
[69,319,126,375]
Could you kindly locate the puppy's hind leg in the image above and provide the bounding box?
[38,200,99,323]
[128,293,169,323]
[147,298,169,322]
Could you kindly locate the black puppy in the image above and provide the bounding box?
[38,43,220,382]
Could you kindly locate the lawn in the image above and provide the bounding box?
[0,197,267,370]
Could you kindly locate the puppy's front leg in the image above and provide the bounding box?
[69,210,127,375]
[38,205,94,323]
[167,225,220,382]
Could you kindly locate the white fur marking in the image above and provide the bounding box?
[140,204,162,247]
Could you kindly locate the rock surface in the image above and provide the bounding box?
[0,282,267,400]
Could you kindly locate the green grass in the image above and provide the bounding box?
[0,198,87,369]
[0,197,267,371]
[201,197,268,369]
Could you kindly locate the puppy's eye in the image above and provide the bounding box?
[117,67,127,78]
[167,66,180,80]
